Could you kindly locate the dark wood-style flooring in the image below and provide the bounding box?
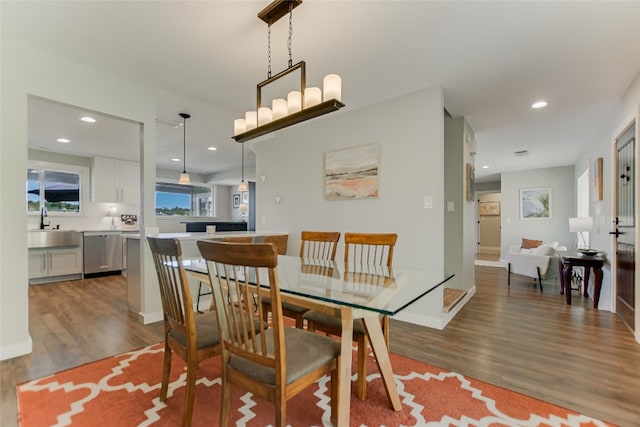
[1,263,639,426]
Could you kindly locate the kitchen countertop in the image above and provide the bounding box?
[28,228,140,233]
[127,231,288,240]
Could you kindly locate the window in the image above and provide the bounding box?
[156,183,215,216]
[576,168,590,247]
[27,167,82,214]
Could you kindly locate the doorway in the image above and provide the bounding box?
[477,192,501,256]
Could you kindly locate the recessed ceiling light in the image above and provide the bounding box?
[80,116,96,123]
[171,158,181,162]
[482,165,489,169]
[531,101,548,109]
[56,138,71,143]
[207,146,218,151]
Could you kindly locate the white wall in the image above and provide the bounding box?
[575,71,640,328]
[444,116,476,293]
[0,39,159,359]
[500,166,575,258]
[253,85,452,327]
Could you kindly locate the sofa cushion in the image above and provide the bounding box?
[521,238,543,249]
[533,244,556,256]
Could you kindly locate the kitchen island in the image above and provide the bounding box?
[125,231,289,314]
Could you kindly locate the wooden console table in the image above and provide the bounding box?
[558,254,605,308]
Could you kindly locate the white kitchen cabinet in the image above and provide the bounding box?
[91,156,140,204]
[28,247,83,283]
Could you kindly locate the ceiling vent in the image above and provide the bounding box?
[514,150,529,157]
[155,116,183,128]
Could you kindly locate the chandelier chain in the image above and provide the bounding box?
[287,6,293,68]
[267,25,272,78]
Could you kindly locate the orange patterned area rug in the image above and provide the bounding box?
[17,342,612,427]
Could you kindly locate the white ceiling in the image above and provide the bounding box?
[4,1,640,183]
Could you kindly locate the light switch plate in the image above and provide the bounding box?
[424,196,433,209]
[447,201,454,212]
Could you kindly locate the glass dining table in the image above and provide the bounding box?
[183,255,454,425]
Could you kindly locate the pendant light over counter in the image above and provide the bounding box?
[238,142,248,192]
[178,113,191,185]
[232,0,344,143]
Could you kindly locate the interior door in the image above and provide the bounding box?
[613,123,635,331]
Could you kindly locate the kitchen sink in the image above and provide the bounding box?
[28,230,81,248]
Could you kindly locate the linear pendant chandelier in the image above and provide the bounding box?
[232,0,345,143]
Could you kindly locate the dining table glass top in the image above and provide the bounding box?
[183,255,454,316]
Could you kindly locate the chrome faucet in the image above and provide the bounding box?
[39,207,50,230]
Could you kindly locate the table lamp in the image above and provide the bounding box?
[106,206,119,229]
[569,217,593,250]
[239,203,248,222]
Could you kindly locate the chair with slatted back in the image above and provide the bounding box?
[147,237,221,427]
[300,231,341,260]
[304,232,397,400]
[261,231,340,328]
[197,240,342,427]
[196,236,253,312]
[262,234,289,256]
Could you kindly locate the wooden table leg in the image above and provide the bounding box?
[563,264,573,304]
[363,316,402,411]
[558,258,565,295]
[337,306,354,426]
[583,267,591,299]
[593,267,603,309]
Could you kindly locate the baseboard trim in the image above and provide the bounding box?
[138,311,163,325]
[393,311,446,330]
[0,336,33,361]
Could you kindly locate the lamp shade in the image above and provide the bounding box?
[179,172,191,184]
[569,217,593,232]
[106,206,118,217]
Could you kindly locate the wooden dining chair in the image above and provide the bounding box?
[147,237,221,427]
[304,232,397,400]
[300,231,341,260]
[262,234,289,255]
[197,240,342,427]
[196,236,253,312]
[261,231,340,328]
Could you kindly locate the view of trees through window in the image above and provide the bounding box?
[27,169,81,213]
[156,183,214,216]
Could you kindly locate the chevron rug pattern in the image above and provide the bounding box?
[17,342,611,427]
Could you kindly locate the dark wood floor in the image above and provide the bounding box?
[2,265,639,426]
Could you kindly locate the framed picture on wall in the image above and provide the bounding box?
[466,163,475,202]
[479,201,500,216]
[324,144,380,200]
[242,191,249,203]
[233,194,240,208]
[520,187,551,219]
[593,157,603,201]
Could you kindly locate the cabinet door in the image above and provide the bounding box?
[28,249,48,279]
[118,160,140,204]
[92,157,119,202]
[49,248,83,276]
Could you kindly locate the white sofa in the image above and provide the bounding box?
[506,241,567,291]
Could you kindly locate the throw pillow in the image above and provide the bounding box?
[522,238,543,249]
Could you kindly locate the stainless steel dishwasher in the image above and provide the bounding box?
[83,231,123,276]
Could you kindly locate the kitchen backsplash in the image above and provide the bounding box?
[27,203,139,231]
